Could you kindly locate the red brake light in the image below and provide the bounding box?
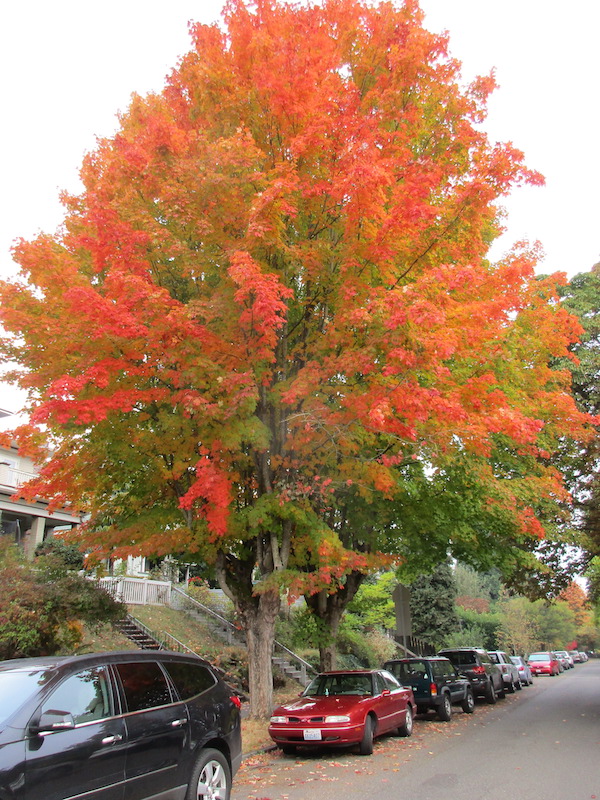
[230,694,242,710]
[472,666,486,674]
[430,683,437,696]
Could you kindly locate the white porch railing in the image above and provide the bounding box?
[0,464,37,488]
[99,576,171,605]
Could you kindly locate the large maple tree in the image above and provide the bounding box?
[0,0,591,715]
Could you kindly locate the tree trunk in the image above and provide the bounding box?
[238,588,281,718]
[318,603,344,671]
[306,572,365,671]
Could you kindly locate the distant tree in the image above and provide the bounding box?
[495,595,539,655]
[556,266,600,592]
[558,581,592,628]
[530,600,576,650]
[409,562,460,648]
[346,572,396,630]
[453,606,501,650]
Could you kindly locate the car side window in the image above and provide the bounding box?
[40,667,112,724]
[440,661,454,678]
[381,671,402,692]
[163,661,217,700]
[115,661,172,712]
[431,661,443,679]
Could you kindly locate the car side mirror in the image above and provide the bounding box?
[32,710,76,734]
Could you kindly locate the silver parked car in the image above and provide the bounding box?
[510,655,533,686]
[488,650,522,692]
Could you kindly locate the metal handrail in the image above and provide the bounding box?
[172,586,317,680]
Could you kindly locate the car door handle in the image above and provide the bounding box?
[101,734,123,745]
[171,718,188,728]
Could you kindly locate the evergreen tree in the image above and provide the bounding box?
[409,561,460,647]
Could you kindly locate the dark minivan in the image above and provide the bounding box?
[384,657,475,721]
[438,647,504,704]
[0,649,242,800]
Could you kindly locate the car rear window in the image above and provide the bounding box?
[443,651,477,666]
[115,661,172,711]
[528,653,550,661]
[163,661,216,700]
[386,661,427,683]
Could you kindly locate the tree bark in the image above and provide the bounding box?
[238,588,281,718]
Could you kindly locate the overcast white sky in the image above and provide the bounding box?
[1,0,599,414]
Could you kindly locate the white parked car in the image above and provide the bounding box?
[554,650,574,669]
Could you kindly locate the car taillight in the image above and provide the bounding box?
[430,683,437,696]
[472,666,486,674]
[230,695,242,710]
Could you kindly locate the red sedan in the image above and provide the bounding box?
[268,669,414,756]
[527,651,560,676]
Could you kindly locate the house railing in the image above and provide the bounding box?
[102,577,318,683]
[0,464,37,488]
[99,576,171,606]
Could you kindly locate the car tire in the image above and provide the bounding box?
[485,681,497,704]
[186,748,231,800]
[359,716,375,755]
[281,745,296,756]
[461,688,475,714]
[398,704,413,737]
[507,678,515,694]
[437,694,452,722]
[515,679,522,691]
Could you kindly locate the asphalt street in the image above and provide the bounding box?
[232,658,600,800]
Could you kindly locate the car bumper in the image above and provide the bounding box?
[268,722,364,747]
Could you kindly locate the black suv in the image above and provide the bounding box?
[383,657,475,721]
[0,650,242,800]
[438,647,504,704]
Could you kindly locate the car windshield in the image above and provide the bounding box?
[0,669,53,726]
[303,673,373,697]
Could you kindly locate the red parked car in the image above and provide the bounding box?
[269,669,414,756]
[527,651,560,676]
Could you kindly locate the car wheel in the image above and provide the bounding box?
[461,688,475,714]
[515,679,522,691]
[359,716,375,755]
[507,678,515,694]
[485,681,497,704]
[281,745,296,756]
[187,748,231,800]
[398,704,413,737]
[437,694,452,722]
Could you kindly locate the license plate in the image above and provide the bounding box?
[303,729,322,740]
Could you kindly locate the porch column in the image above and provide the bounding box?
[24,516,46,559]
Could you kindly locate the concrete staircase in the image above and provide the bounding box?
[115,615,162,650]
